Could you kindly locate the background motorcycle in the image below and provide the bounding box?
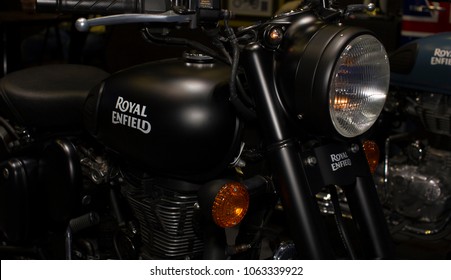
[375,32,451,259]
[0,0,393,260]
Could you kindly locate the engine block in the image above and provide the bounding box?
[376,146,451,233]
[121,174,204,259]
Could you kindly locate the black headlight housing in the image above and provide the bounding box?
[276,15,390,139]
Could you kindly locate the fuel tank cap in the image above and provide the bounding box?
[183,51,214,63]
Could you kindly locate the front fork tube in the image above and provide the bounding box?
[344,176,394,259]
[269,141,334,259]
[242,44,333,259]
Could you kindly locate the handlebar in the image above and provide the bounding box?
[36,0,227,30]
[75,12,195,31]
[35,0,373,32]
[36,0,171,14]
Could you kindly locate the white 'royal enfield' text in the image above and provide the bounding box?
[431,48,451,66]
[330,152,352,171]
[112,96,151,134]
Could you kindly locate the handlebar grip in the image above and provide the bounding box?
[36,0,143,14]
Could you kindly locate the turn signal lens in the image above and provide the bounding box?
[211,182,249,228]
[362,140,380,174]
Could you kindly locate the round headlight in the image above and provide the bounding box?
[329,35,389,137]
[277,22,390,139]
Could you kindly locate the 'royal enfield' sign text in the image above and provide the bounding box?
[112,96,151,134]
[330,152,352,171]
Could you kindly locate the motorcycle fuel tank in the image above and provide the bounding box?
[84,55,241,182]
[390,32,451,95]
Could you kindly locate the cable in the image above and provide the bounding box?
[141,28,229,65]
[224,20,257,122]
[328,185,357,259]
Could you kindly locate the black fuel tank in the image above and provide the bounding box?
[84,56,241,182]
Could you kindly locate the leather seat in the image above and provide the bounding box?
[0,64,109,128]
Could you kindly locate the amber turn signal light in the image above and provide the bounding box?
[211,182,249,228]
[362,140,380,174]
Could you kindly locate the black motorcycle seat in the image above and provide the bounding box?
[0,64,109,128]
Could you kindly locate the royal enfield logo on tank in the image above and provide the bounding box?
[112,96,151,134]
[431,48,451,66]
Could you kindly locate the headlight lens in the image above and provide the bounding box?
[329,35,389,138]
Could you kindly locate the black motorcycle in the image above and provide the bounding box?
[0,0,393,260]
